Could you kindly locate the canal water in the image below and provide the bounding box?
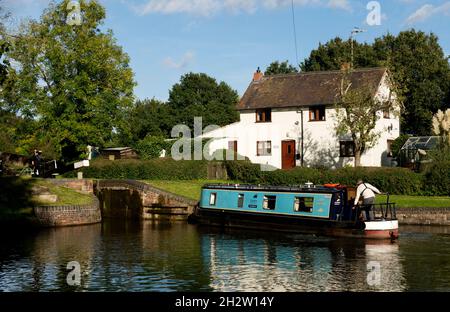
[0,221,449,292]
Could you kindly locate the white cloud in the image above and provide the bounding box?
[135,0,352,17]
[326,0,352,12]
[406,2,450,24]
[163,51,195,69]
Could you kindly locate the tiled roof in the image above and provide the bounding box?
[238,67,387,110]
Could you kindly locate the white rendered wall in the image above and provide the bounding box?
[203,75,400,169]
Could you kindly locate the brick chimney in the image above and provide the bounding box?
[253,67,264,82]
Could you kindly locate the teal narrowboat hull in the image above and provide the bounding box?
[191,184,399,240]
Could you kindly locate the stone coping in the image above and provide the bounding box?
[95,179,199,206]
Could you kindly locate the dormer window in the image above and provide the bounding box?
[256,108,272,123]
[309,106,326,121]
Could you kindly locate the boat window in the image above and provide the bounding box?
[263,195,276,210]
[294,197,314,213]
[238,194,244,208]
[209,193,217,206]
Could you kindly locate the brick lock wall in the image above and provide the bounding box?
[34,196,101,227]
[396,207,450,226]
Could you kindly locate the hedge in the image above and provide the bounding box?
[422,161,450,196]
[63,158,449,196]
[225,160,429,196]
[63,158,209,180]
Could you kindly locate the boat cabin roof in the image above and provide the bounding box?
[202,184,343,194]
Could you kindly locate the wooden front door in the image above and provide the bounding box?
[282,140,296,170]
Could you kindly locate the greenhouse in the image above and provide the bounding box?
[399,136,440,169]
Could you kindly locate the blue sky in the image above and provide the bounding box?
[3,0,450,101]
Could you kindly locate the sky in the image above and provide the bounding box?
[2,0,450,101]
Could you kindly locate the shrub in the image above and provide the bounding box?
[63,158,209,180]
[134,136,171,160]
[224,160,262,183]
[224,162,426,195]
[423,161,450,196]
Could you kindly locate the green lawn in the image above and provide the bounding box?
[145,180,450,208]
[376,195,450,208]
[33,180,93,206]
[0,177,93,225]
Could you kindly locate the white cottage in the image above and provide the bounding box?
[203,67,400,169]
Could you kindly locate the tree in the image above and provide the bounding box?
[335,70,397,167]
[373,31,450,135]
[167,73,239,131]
[2,0,135,161]
[264,60,298,75]
[300,37,379,72]
[0,1,9,86]
[119,98,174,146]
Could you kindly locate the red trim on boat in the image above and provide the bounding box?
[365,229,399,240]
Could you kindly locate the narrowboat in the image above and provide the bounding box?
[190,183,399,240]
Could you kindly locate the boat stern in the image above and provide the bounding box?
[364,220,399,240]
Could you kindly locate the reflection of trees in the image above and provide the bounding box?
[140,221,211,291]
[0,224,101,291]
[399,234,450,291]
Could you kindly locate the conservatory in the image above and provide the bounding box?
[399,136,440,169]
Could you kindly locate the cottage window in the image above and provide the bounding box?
[257,141,272,156]
[383,108,390,119]
[339,141,355,157]
[263,195,276,210]
[256,108,272,123]
[309,106,326,121]
[209,193,217,206]
[294,197,314,213]
[237,194,244,208]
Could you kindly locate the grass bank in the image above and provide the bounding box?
[145,180,450,208]
[144,179,231,200]
[0,177,94,227]
[376,195,450,208]
[32,179,93,206]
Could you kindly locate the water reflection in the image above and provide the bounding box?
[0,221,449,291]
[202,229,406,291]
[0,224,101,291]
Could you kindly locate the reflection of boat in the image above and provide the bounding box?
[201,229,405,292]
[190,184,398,240]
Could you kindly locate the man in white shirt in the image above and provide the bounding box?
[354,179,382,220]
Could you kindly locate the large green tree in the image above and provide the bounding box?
[301,31,450,136]
[119,98,174,145]
[300,37,379,72]
[167,73,239,131]
[264,60,298,75]
[2,0,135,161]
[373,31,450,135]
